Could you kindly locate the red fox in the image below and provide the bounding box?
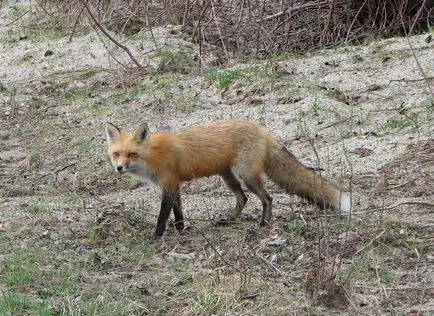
[105,120,351,237]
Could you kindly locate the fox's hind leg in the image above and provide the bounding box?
[172,186,184,231]
[243,176,273,226]
[220,170,248,222]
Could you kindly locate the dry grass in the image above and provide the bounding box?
[1,1,434,314]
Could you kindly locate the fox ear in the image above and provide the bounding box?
[133,123,149,143]
[105,123,121,143]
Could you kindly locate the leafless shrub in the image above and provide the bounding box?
[42,0,433,60]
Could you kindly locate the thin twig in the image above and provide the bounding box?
[78,0,143,68]
[144,0,158,51]
[258,0,329,22]
[209,0,229,61]
[189,224,244,274]
[343,229,386,284]
[388,180,414,190]
[353,230,386,257]
[39,162,77,179]
[93,26,130,68]
[182,0,190,27]
[303,200,434,218]
[256,253,288,278]
[402,0,434,98]
[69,4,85,42]
[191,0,211,41]
[389,77,434,83]
[374,264,389,299]
[4,10,29,27]
[317,116,352,132]
[355,284,434,290]
[345,0,369,43]
[353,201,434,215]
[33,0,55,18]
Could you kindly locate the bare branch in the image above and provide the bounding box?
[78,0,144,69]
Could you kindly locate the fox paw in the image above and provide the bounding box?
[174,221,184,231]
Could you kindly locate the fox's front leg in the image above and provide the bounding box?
[154,187,184,237]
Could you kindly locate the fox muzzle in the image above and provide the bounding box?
[115,165,127,173]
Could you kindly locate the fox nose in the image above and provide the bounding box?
[116,165,124,173]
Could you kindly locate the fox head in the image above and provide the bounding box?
[105,123,149,174]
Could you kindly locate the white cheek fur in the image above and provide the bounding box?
[127,162,160,187]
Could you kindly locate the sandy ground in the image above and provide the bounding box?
[0,0,433,314]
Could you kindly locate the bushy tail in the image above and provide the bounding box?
[265,140,351,212]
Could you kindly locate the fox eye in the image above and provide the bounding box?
[112,152,119,158]
[128,152,138,159]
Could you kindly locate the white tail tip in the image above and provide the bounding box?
[339,193,351,213]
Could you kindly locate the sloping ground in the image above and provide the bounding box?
[0,1,433,315]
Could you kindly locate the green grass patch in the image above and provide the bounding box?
[88,102,106,116]
[65,89,93,102]
[1,248,81,292]
[203,63,282,90]
[284,218,306,236]
[75,159,115,181]
[342,257,371,282]
[0,292,51,316]
[150,73,181,90]
[3,5,64,44]
[404,233,433,251]
[308,100,321,117]
[196,282,227,314]
[376,218,395,230]
[422,97,434,113]
[152,46,195,73]
[341,250,395,285]
[121,242,155,262]
[168,260,189,272]
[73,139,96,152]
[2,250,47,287]
[113,85,144,103]
[384,112,419,130]
[172,92,200,113]
[22,151,45,171]
[17,54,33,66]
[128,85,142,101]
[25,25,63,44]
[27,204,51,214]
[203,68,244,89]
[300,85,347,124]
[64,193,84,206]
[331,217,361,230]
[378,270,395,284]
[318,84,353,104]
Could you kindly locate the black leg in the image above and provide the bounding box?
[172,186,184,231]
[154,188,175,237]
[221,170,248,222]
[244,178,273,226]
